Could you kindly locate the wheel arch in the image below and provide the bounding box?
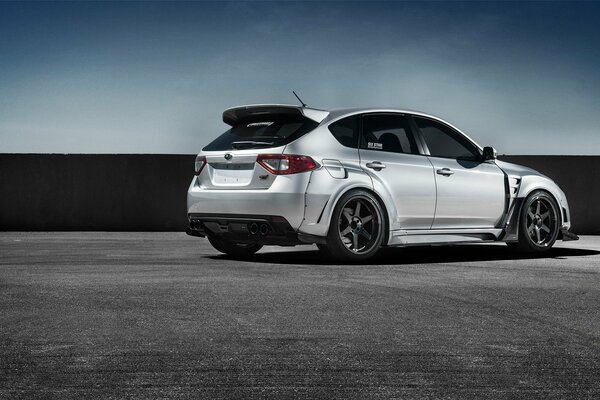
[516,175,567,226]
[503,186,563,242]
[299,164,392,239]
[323,186,392,245]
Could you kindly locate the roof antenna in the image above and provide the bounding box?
[292,91,307,107]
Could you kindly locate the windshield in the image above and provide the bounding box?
[203,115,318,151]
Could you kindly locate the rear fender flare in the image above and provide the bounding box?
[299,165,397,240]
[322,185,393,244]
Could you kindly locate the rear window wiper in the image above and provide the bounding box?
[230,140,275,149]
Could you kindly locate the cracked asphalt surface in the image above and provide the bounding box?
[1,232,599,399]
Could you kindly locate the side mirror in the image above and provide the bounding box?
[482,146,497,161]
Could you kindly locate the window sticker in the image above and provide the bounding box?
[368,142,383,150]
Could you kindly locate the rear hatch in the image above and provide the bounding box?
[196,105,326,190]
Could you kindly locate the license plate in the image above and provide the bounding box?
[211,166,253,185]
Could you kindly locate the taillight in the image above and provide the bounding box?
[194,155,206,176]
[256,154,318,175]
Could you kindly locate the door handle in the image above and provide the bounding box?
[366,161,386,171]
[436,168,454,176]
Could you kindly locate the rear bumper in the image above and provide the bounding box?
[186,214,300,245]
[187,174,310,230]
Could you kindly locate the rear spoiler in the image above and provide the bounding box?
[223,104,329,126]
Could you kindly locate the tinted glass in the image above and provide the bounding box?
[414,117,479,161]
[203,115,318,151]
[361,114,418,154]
[328,115,359,148]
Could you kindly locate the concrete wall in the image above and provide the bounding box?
[0,154,194,231]
[0,154,598,234]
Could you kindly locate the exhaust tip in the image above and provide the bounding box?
[259,224,269,236]
[190,220,201,230]
[249,223,259,235]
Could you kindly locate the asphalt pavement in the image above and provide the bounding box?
[1,232,599,399]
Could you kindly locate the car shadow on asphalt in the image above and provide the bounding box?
[210,245,600,265]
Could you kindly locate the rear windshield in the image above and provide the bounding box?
[203,115,318,151]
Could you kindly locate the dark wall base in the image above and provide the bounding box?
[0,154,194,231]
[500,155,600,235]
[0,154,598,234]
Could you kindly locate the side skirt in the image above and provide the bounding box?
[388,228,503,247]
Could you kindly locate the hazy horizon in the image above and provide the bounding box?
[1,1,600,154]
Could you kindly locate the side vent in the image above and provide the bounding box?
[316,201,328,224]
[509,177,521,197]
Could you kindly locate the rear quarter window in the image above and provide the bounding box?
[328,115,360,148]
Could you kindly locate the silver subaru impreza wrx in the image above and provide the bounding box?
[187,104,577,261]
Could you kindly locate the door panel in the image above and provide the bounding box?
[428,157,505,229]
[412,115,506,229]
[358,113,436,230]
[360,150,436,229]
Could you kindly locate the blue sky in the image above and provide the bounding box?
[1,1,599,154]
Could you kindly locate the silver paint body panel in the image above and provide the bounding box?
[427,157,505,229]
[358,149,436,230]
[187,105,573,246]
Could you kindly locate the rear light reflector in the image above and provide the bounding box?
[256,154,318,175]
[194,155,207,176]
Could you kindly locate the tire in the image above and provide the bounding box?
[514,190,560,253]
[207,236,262,258]
[323,189,386,262]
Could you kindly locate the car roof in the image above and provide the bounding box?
[323,108,482,151]
[225,104,453,124]
[224,104,456,125]
[325,107,451,124]
[223,104,481,150]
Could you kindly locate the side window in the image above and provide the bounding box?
[360,114,418,154]
[328,115,359,148]
[414,117,480,161]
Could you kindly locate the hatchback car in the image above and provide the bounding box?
[187,104,577,261]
